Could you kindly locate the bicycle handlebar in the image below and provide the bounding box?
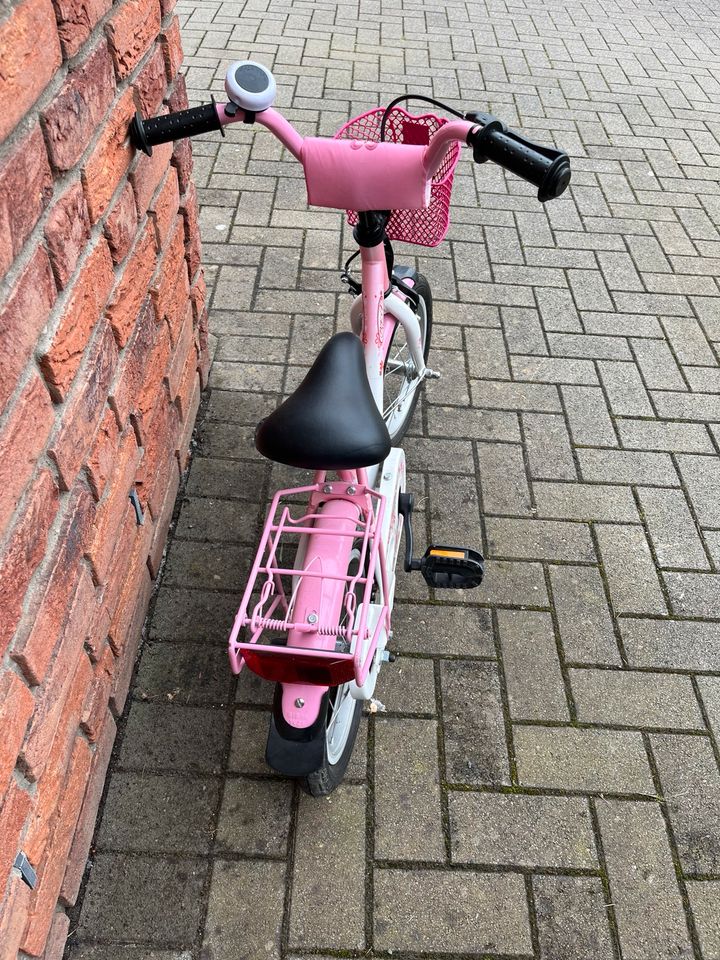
[465,111,571,202]
[130,100,224,155]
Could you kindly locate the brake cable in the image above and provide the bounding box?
[379,94,465,142]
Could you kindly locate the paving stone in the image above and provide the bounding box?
[186,455,266,501]
[133,642,233,706]
[536,285,582,332]
[522,412,577,480]
[480,559,549,607]
[514,726,654,794]
[598,360,654,417]
[174,495,260,543]
[512,355,598,385]
[374,868,532,954]
[664,571,720,617]
[228,709,272,774]
[196,418,259,459]
[498,609,569,721]
[376,656,436,714]
[374,717,444,862]
[637,488,710,570]
[202,860,286,960]
[426,472,483,548]
[652,390,720,423]
[618,418,714,455]
[427,404,522,442]
[404,436,475,474]
[118,703,228,775]
[68,950,191,960]
[440,660,510,785]
[676,454,720,528]
[289,785,366,950]
[631,338,686,391]
[596,524,667,615]
[533,875,615,960]
[652,733,720,874]
[391,602,494,657]
[570,668,704,730]
[162,539,253,593]
[216,777,292,856]
[596,800,693,959]
[697,677,720,745]
[449,791,596,867]
[686,881,720,960]
[206,389,280,424]
[150,588,240,643]
[578,449,678,487]
[76,853,207,943]
[97,773,221,854]
[550,565,622,665]
[464,326,510,379]
[487,517,595,563]
[561,385,618,446]
[471,378,562,412]
[622,618,720,672]
[476,441,533,515]
[534,481,639,523]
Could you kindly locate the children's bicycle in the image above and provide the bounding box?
[131,60,571,796]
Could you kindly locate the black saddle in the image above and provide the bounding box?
[255,333,391,470]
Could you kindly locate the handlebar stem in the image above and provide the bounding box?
[422,119,474,180]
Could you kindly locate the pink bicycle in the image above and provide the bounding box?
[132,61,571,796]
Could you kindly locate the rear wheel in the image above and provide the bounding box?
[383,273,433,444]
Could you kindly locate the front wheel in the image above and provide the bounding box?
[383,273,433,444]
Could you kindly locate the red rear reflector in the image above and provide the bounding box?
[241,647,356,686]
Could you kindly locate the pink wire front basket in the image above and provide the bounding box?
[335,107,461,247]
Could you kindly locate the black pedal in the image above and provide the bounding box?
[419,546,484,590]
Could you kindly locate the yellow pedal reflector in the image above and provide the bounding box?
[429,549,466,559]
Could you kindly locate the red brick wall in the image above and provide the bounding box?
[0,0,208,955]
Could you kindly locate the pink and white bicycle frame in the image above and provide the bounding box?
[222,104,475,727]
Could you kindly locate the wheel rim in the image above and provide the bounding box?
[325,683,356,765]
[383,294,427,439]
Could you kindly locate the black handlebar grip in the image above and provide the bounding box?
[467,115,571,202]
[130,101,223,156]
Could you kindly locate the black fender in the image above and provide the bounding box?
[265,685,329,776]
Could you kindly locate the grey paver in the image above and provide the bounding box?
[595,524,667,616]
[498,609,569,720]
[638,488,710,570]
[118,703,228,775]
[216,778,293,856]
[532,875,615,960]
[686,881,720,960]
[487,517,595,563]
[596,800,693,959]
[522,412,578,480]
[376,656,436,714]
[570,668,704,730]
[202,860,286,960]
[374,717,444,862]
[133,642,233,705]
[449,791,596,867]
[621,619,720,672]
[374,868,532,954]
[391,602,495,657]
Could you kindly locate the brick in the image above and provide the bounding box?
[464,327,509,379]
[0,0,61,141]
[392,603,493,657]
[86,409,119,501]
[81,645,115,741]
[471,378,561,412]
[535,481,638,523]
[664,571,720,618]
[48,323,118,490]
[149,169,180,250]
[38,911,69,960]
[180,180,202,279]
[561,385,617,446]
[676,454,720,527]
[0,246,57,413]
[596,523,667,616]
[654,734,720,874]
[374,868,531,954]
[0,874,31,960]
[441,660,510,785]
[568,268,613,311]
[171,135,193,194]
[596,800,692,959]
[622,618,720,672]
[498,609,569,721]
[523,412,577,480]
[487,517,595,563]
[619,418,713,454]
[0,471,59,659]
[87,428,141,585]
[638,487,709,570]
[60,713,114,905]
[598,360,654,416]
[515,726,654,794]
[536,285,582,332]
[44,182,92,289]
[216,778,291,857]
[571,668,703,729]
[0,781,32,874]
[147,466,179,578]
[109,297,165,431]
[20,569,95,781]
[41,41,115,171]
[105,0,160,80]
[53,0,112,57]
[0,125,53,276]
[375,718,444,861]
[22,736,92,955]
[663,317,715,365]
[103,182,138,264]
[0,374,54,533]
[82,87,136,223]
[131,139,173,216]
[578,448,678,487]
[449,791,596,867]
[167,307,195,401]
[0,672,34,800]
[202,861,283,960]
[40,239,115,399]
[550,332,632,360]
[550,565,621,665]
[476,442,532,515]
[652,390,720,422]
[631,338,686,391]
[533,875,614,960]
[105,220,157,347]
[12,484,96,685]
[160,15,182,80]
[133,43,166,116]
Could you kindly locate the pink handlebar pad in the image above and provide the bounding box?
[301,137,431,211]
